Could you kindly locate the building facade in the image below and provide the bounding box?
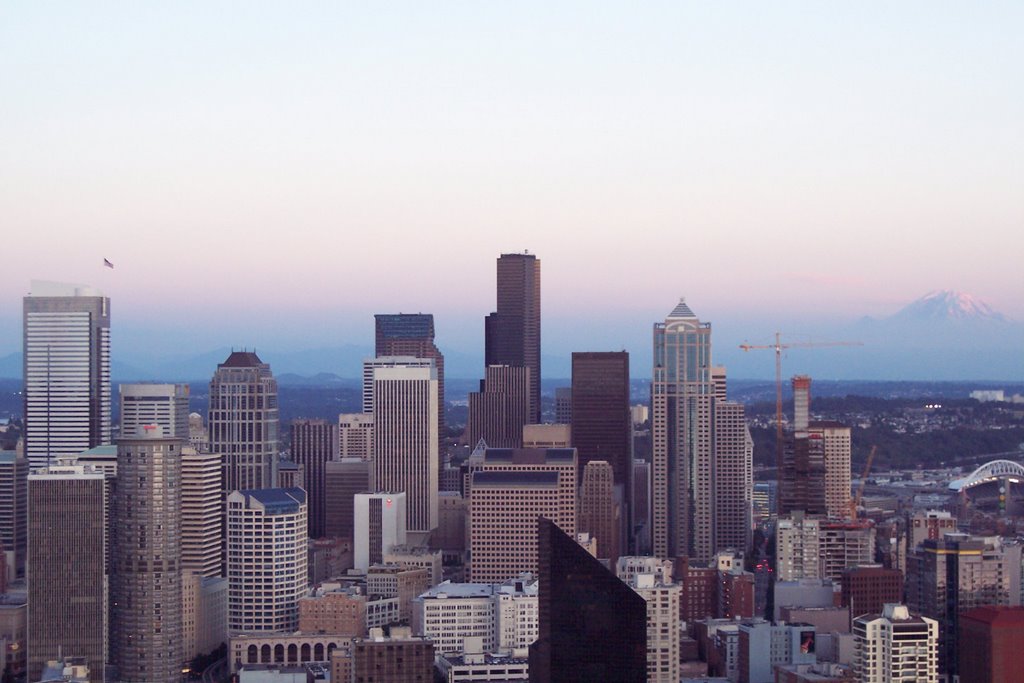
[111,425,183,683]
[208,351,280,491]
[23,280,111,468]
[226,488,308,633]
[0,449,27,580]
[119,382,190,439]
[291,418,338,538]
[180,445,224,577]
[852,604,937,683]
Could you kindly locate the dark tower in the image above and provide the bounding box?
[485,253,541,424]
[529,517,647,683]
[291,418,338,538]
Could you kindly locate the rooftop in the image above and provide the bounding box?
[375,313,435,339]
[238,487,306,513]
[667,297,697,319]
[220,351,266,368]
[473,470,559,487]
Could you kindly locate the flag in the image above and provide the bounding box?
[103,258,114,269]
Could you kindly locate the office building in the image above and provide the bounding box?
[528,518,646,683]
[369,358,439,537]
[626,573,680,683]
[467,365,531,449]
[181,573,228,662]
[291,418,338,538]
[840,566,903,623]
[209,351,280,491]
[905,533,1022,677]
[554,387,571,424]
[354,492,407,572]
[298,589,367,637]
[632,459,651,554]
[737,621,818,683]
[27,464,107,683]
[338,413,373,460]
[367,564,431,624]
[324,458,371,540]
[0,448,27,580]
[811,421,852,520]
[188,412,209,452]
[118,382,190,438]
[110,425,182,683]
[522,424,570,449]
[485,253,541,424]
[713,399,753,554]
[570,351,631,488]
[351,626,434,683]
[958,606,1024,683]
[752,481,777,524]
[908,510,956,551]
[362,356,435,413]
[226,488,308,633]
[180,445,223,577]
[651,298,713,560]
[852,604,937,683]
[578,460,619,564]
[375,313,446,467]
[23,280,111,468]
[469,448,577,583]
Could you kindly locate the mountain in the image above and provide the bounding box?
[887,290,1008,324]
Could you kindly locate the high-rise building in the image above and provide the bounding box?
[841,565,903,624]
[27,464,107,683]
[354,492,408,572]
[111,425,182,683]
[291,418,338,538]
[370,359,439,537]
[737,620,819,683]
[528,517,647,683]
[811,421,852,520]
[23,280,111,468]
[324,457,371,540]
[226,488,308,633]
[0,448,27,579]
[375,313,446,468]
[905,533,1022,677]
[467,365,531,449]
[624,572,680,683]
[651,298,713,559]
[119,383,190,439]
[578,460,619,564]
[338,413,373,460]
[208,351,280,491]
[180,446,223,577]
[570,352,631,486]
[554,387,572,424]
[713,399,753,554]
[958,606,1024,683]
[362,356,435,413]
[908,510,957,551]
[485,253,541,424]
[852,604,937,683]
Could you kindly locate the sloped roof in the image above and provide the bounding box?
[667,298,696,319]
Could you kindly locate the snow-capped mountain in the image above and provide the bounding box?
[888,290,1008,324]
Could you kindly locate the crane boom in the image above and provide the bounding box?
[739,333,863,476]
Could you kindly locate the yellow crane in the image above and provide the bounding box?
[739,332,862,474]
[851,445,878,519]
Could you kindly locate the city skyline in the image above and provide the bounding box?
[1,3,1022,381]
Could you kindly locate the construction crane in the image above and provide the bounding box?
[739,332,863,473]
[851,445,878,519]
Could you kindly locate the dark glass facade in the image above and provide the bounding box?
[529,517,647,683]
[485,253,541,424]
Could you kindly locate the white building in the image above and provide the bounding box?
[367,358,439,538]
[412,576,538,656]
[181,446,223,577]
[627,573,680,683]
[22,280,111,469]
[182,573,228,662]
[776,513,822,581]
[353,492,407,572]
[118,382,190,439]
[337,413,373,460]
[853,604,938,683]
[227,488,309,633]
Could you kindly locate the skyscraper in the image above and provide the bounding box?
[370,358,439,538]
[571,352,631,486]
[375,313,446,466]
[578,460,619,564]
[324,458,371,540]
[180,445,223,577]
[0,447,27,579]
[528,517,647,683]
[467,364,531,448]
[853,604,938,683]
[23,280,111,468]
[651,298,713,560]
[208,351,280,491]
[110,425,183,683]
[485,253,541,424]
[119,382,190,439]
[27,464,107,683]
[713,399,753,553]
[226,488,308,633]
[291,418,338,538]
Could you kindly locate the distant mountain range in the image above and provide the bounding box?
[0,291,1020,381]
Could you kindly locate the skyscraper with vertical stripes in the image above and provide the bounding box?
[23,280,111,469]
[485,253,541,424]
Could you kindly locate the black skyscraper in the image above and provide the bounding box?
[485,253,541,424]
[529,517,647,683]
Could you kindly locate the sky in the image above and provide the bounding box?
[1,2,1022,377]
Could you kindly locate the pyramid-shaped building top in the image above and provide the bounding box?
[667,298,697,320]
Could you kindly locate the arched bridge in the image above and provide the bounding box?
[949,459,1024,492]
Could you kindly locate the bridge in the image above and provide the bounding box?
[948,459,1024,492]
